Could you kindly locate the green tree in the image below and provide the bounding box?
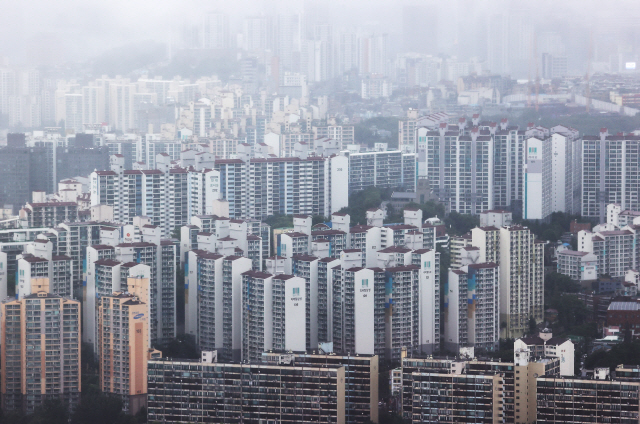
[378,410,410,424]
[338,186,385,226]
[134,406,148,423]
[312,215,328,226]
[585,341,640,371]
[71,394,130,424]
[545,272,581,297]
[0,408,26,424]
[30,399,69,424]
[444,212,479,236]
[528,317,537,335]
[161,334,199,359]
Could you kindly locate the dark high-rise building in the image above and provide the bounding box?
[0,147,48,212]
[0,144,107,213]
[72,133,95,148]
[6,133,26,147]
[56,146,109,182]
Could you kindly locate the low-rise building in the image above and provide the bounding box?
[147,357,346,424]
[263,352,378,424]
[537,369,640,423]
[556,249,598,281]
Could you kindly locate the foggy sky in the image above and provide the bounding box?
[2,0,640,67]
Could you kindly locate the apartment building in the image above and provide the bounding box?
[409,372,503,423]
[537,370,640,423]
[79,222,176,351]
[332,267,386,359]
[456,225,544,339]
[582,131,640,221]
[113,239,176,347]
[578,227,635,278]
[179,214,269,270]
[514,333,575,376]
[16,252,73,299]
[147,358,346,424]
[19,201,78,228]
[241,271,306,361]
[347,150,416,194]
[317,257,341,344]
[399,110,451,153]
[556,248,598,281]
[185,250,222,351]
[224,155,349,219]
[418,127,493,214]
[91,155,219,236]
[500,226,545,338]
[291,254,320,349]
[492,127,526,211]
[400,353,560,424]
[445,262,500,353]
[450,233,473,269]
[1,292,81,414]
[98,292,150,414]
[262,352,379,424]
[185,255,251,360]
[313,124,355,147]
[523,136,553,220]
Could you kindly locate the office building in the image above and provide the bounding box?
[0,146,48,212]
[1,292,80,414]
[541,53,568,79]
[147,358,346,424]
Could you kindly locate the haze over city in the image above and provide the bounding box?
[2,0,640,74]
[3,1,640,424]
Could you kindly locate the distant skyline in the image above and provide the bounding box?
[2,0,640,71]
